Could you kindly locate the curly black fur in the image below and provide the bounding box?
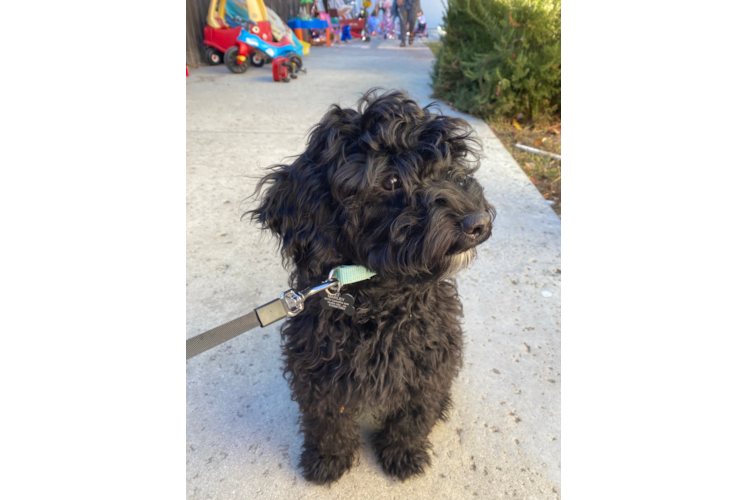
[244,89,495,484]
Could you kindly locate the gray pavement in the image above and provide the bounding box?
[187,35,561,499]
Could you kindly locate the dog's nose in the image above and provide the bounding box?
[460,211,491,240]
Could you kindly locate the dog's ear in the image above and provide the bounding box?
[245,150,342,285]
[245,105,368,284]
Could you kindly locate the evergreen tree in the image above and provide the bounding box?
[431,0,561,120]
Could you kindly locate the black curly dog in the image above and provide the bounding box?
[246,89,495,483]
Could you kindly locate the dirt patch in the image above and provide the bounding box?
[489,119,561,217]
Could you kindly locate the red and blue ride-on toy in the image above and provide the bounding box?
[203,0,307,74]
[235,20,306,74]
[203,0,269,72]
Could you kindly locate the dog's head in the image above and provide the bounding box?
[246,89,495,284]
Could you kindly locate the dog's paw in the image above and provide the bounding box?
[373,434,431,480]
[300,446,355,484]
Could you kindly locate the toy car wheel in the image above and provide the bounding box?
[286,54,303,75]
[204,46,223,65]
[249,52,265,67]
[224,46,250,74]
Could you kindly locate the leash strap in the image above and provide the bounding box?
[186,266,377,360]
[186,310,261,360]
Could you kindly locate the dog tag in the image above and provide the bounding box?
[320,293,355,316]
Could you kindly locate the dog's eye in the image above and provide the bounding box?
[383,174,401,191]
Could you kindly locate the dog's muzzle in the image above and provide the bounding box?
[460,211,492,245]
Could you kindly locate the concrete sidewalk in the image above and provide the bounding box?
[187,35,561,500]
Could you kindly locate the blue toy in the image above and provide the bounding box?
[341,25,352,42]
[237,29,305,59]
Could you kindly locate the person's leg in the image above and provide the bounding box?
[399,7,407,45]
[409,1,422,42]
[408,7,417,44]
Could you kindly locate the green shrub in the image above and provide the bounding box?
[431,0,561,121]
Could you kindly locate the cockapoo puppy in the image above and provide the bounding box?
[246,89,494,483]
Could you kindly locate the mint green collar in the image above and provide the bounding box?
[332,265,376,286]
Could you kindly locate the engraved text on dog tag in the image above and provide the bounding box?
[320,293,355,316]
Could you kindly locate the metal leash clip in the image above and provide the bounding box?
[258,268,341,326]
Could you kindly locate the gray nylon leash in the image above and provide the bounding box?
[185,266,377,360]
[186,294,291,360]
[186,310,262,360]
